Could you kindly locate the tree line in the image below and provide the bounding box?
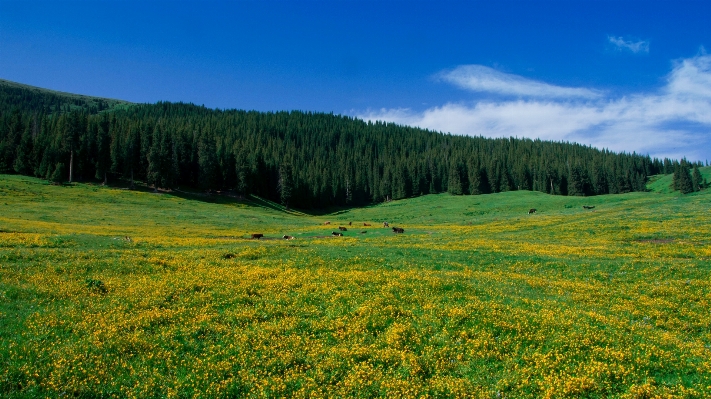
[0,81,705,208]
[672,160,707,194]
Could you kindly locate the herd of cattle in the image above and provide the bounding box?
[250,221,404,240]
[250,205,597,240]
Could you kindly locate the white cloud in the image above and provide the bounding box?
[358,56,711,161]
[439,65,601,99]
[608,36,650,53]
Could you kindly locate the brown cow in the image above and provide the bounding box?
[251,233,264,239]
[332,232,343,237]
[338,226,348,231]
[324,221,331,225]
[528,209,537,214]
[392,227,404,234]
[364,223,371,227]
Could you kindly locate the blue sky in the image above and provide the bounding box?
[1,1,710,161]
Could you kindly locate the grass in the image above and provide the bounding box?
[1,173,710,398]
[646,166,711,194]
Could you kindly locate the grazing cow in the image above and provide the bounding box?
[528,209,537,214]
[349,221,352,226]
[283,235,294,240]
[251,233,264,240]
[324,221,331,225]
[360,230,367,234]
[583,205,595,209]
[364,223,371,226]
[338,226,348,231]
[383,222,389,227]
[332,232,343,237]
[392,227,404,234]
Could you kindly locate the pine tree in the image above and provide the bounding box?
[672,162,681,190]
[278,163,293,209]
[50,162,66,185]
[235,150,249,196]
[146,125,162,192]
[447,159,463,195]
[197,131,218,191]
[678,162,694,194]
[592,165,607,195]
[469,167,484,195]
[158,126,174,188]
[94,118,110,185]
[691,165,703,192]
[13,124,33,175]
[568,165,585,196]
[345,176,353,204]
[392,164,408,200]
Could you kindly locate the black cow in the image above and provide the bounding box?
[528,209,537,214]
[283,235,295,240]
[251,233,264,239]
[392,227,404,234]
[583,205,595,209]
[332,232,343,237]
[383,222,389,227]
[338,226,348,231]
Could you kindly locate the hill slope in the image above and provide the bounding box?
[0,79,684,209]
[647,166,711,193]
[1,174,710,397]
[0,78,130,115]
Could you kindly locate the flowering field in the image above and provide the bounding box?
[1,173,710,398]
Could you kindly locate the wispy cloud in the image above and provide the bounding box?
[608,36,650,53]
[439,65,601,99]
[359,56,711,161]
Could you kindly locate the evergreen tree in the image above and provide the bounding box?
[468,167,484,195]
[197,130,218,191]
[392,164,408,199]
[94,117,111,185]
[13,124,33,175]
[447,159,463,195]
[568,165,585,196]
[50,162,66,185]
[691,165,703,192]
[278,163,293,209]
[677,162,694,194]
[235,150,250,195]
[146,125,162,191]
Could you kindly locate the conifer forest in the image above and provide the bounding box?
[0,79,703,209]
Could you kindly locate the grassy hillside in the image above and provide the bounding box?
[646,166,711,194]
[1,174,710,398]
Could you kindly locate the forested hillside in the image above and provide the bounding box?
[0,79,701,208]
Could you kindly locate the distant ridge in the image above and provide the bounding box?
[0,79,702,209]
[0,78,131,102]
[0,78,130,115]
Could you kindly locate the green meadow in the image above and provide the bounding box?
[1,170,710,398]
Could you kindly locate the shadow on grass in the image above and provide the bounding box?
[79,177,317,216]
[27,175,428,218]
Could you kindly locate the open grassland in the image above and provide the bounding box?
[1,171,710,399]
